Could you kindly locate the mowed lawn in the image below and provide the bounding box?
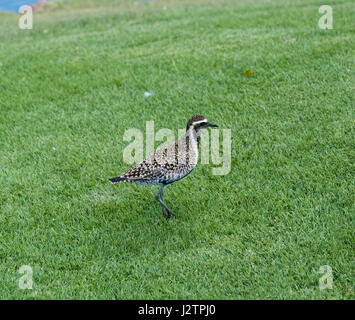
[0,0,353,299]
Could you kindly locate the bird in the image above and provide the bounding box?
[109,114,218,218]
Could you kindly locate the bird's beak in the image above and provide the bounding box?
[207,122,218,128]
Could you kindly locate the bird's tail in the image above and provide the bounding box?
[109,176,127,184]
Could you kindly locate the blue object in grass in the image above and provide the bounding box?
[0,0,51,13]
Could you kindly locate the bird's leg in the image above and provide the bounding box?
[155,187,167,218]
[159,187,167,217]
[160,185,176,218]
[155,185,175,218]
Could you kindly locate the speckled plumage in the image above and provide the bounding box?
[116,135,196,185]
[109,115,218,218]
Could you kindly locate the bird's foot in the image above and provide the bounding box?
[161,206,175,219]
[166,208,176,218]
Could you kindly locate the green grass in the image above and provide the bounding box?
[0,0,354,299]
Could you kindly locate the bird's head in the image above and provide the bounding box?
[186,114,218,132]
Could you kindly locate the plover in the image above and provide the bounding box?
[109,115,218,218]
